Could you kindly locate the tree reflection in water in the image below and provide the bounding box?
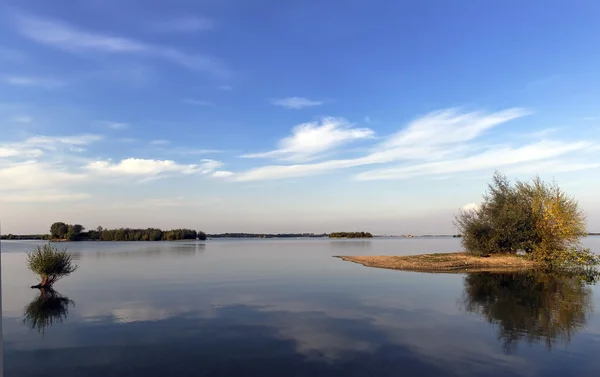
[23,288,75,335]
[462,270,598,353]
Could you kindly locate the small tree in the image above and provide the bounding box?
[455,172,598,267]
[27,244,78,289]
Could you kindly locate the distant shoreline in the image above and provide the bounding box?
[2,233,599,241]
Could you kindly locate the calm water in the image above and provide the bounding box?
[2,237,600,376]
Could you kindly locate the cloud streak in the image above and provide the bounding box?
[13,14,227,76]
[272,97,323,109]
[2,74,64,88]
[85,158,222,177]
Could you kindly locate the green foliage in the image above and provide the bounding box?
[47,223,204,242]
[23,289,74,334]
[454,172,598,267]
[197,231,207,241]
[50,222,68,239]
[27,244,78,287]
[462,271,598,353]
[329,232,373,239]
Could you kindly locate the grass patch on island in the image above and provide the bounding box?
[337,252,541,273]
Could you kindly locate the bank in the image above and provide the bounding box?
[337,252,540,273]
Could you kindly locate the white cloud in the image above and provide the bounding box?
[0,147,41,158]
[2,74,64,88]
[151,16,215,33]
[232,108,530,181]
[462,203,479,211]
[13,14,227,75]
[85,158,222,176]
[183,98,215,106]
[242,117,374,162]
[212,170,234,178]
[272,97,323,109]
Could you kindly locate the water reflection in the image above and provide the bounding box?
[169,243,205,257]
[462,271,597,353]
[23,289,75,334]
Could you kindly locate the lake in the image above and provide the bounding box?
[2,237,600,376]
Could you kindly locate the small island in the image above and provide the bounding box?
[339,253,539,273]
[329,232,373,239]
[337,172,600,273]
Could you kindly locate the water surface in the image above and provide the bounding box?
[2,237,600,376]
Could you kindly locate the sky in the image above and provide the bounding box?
[0,0,599,235]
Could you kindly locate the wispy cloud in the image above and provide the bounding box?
[2,74,64,88]
[13,14,227,76]
[271,97,323,109]
[217,85,233,91]
[355,140,591,180]
[242,117,374,162]
[85,158,222,177]
[0,133,102,159]
[227,108,564,182]
[183,98,215,106]
[150,16,215,33]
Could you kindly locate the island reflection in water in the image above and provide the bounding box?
[462,270,597,353]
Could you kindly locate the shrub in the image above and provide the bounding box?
[455,172,598,267]
[27,244,78,288]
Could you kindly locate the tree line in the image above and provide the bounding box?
[329,232,373,239]
[207,233,327,238]
[48,222,207,241]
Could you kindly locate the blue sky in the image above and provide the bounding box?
[1,0,599,234]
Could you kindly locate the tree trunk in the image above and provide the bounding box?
[31,276,52,289]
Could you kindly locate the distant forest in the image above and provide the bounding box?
[329,232,373,239]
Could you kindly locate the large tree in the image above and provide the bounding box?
[454,172,596,267]
[50,222,69,239]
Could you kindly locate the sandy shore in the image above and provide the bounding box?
[337,252,540,273]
